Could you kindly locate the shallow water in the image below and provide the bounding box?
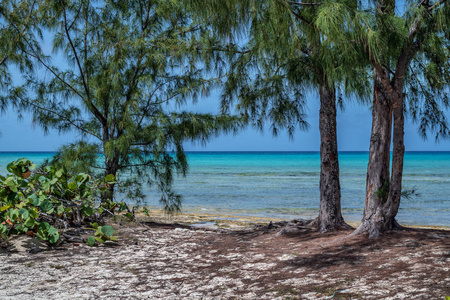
[0,151,449,226]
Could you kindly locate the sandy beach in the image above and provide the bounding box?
[1,213,449,300]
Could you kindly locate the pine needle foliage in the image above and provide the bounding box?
[0,0,39,114]
[184,0,371,136]
[14,0,244,212]
[332,0,450,140]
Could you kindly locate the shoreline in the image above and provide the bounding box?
[141,208,450,231]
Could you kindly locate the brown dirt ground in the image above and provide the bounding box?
[0,217,449,300]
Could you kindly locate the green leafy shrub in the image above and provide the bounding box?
[0,158,122,245]
[86,223,117,246]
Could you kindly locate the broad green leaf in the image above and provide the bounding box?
[0,205,11,212]
[95,237,105,243]
[24,217,35,228]
[33,196,41,207]
[38,222,50,231]
[119,202,128,212]
[75,174,89,184]
[48,233,59,244]
[105,174,115,183]
[27,194,38,205]
[68,182,78,191]
[5,177,18,193]
[48,226,58,236]
[39,200,53,212]
[81,206,93,216]
[56,205,65,214]
[16,224,28,233]
[8,208,19,221]
[87,236,96,246]
[28,208,39,218]
[19,208,29,220]
[55,170,64,178]
[36,229,46,241]
[101,225,114,238]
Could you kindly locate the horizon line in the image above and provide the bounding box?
[1,150,450,153]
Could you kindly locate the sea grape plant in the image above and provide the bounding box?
[86,223,116,247]
[0,158,123,245]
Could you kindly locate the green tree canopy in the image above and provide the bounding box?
[13,0,243,212]
[315,0,450,237]
[0,0,40,116]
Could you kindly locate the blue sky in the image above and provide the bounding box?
[1,0,449,153]
[1,90,450,152]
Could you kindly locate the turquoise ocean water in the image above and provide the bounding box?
[0,151,449,227]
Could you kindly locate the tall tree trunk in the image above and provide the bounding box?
[355,0,425,239]
[102,124,118,202]
[356,68,407,238]
[101,155,119,202]
[355,74,393,238]
[383,83,405,230]
[317,84,350,232]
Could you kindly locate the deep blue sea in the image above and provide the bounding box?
[0,151,449,227]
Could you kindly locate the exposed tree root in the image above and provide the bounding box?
[324,218,405,246]
[258,217,354,237]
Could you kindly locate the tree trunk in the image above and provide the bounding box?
[356,74,393,238]
[383,83,405,230]
[317,84,350,232]
[102,156,118,202]
[356,68,408,238]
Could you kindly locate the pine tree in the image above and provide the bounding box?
[185,0,369,231]
[318,0,450,238]
[13,0,243,211]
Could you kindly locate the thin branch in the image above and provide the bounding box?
[25,49,88,101]
[137,77,180,126]
[62,2,106,126]
[288,7,314,27]
[18,95,101,140]
[288,1,322,5]
[0,56,7,66]
[275,0,315,27]
[408,64,428,99]
[39,212,68,229]
[428,0,447,11]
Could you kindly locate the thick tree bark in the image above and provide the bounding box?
[354,0,428,239]
[356,72,406,238]
[356,74,393,238]
[316,84,350,232]
[383,82,405,230]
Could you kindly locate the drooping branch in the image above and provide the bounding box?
[62,2,106,126]
[428,0,447,11]
[17,95,101,140]
[288,1,322,6]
